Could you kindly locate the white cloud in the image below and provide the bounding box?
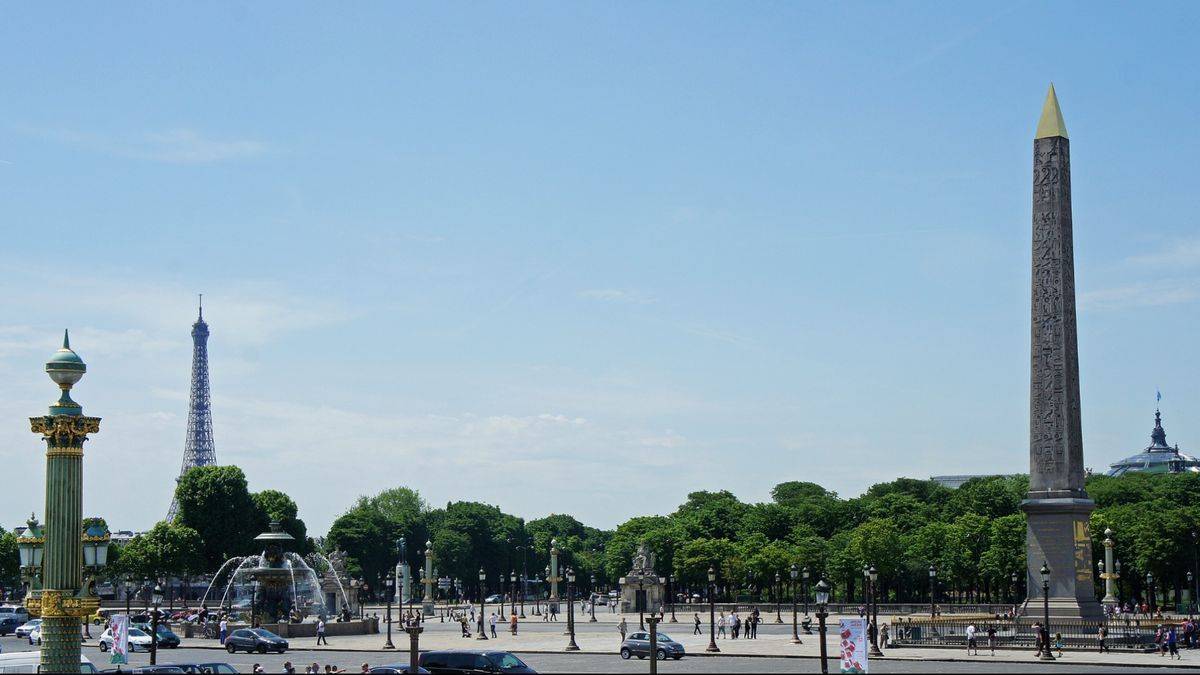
[1079,281,1199,311]
[15,125,266,164]
[1127,238,1200,269]
[578,289,657,304]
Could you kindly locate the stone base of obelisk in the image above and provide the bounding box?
[1020,496,1104,619]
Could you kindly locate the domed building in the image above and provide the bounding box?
[1106,409,1200,477]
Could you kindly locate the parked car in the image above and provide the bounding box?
[98,667,186,674]
[133,622,181,648]
[483,595,504,603]
[27,625,41,646]
[0,651,98,673]
[163,664,239,674]
[418,650,536,674]
[0,617,19,636]
[620,631,685,660]
[14,619,40,639]
[0,606,30,623]
[368,665,432,674]
[223,627,288,654]
[99,627,156,653]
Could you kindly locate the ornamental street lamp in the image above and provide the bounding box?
[1101,528,1119,607]
[775,571,783,623]
[789,564,801,644]
[589,575,597,622]
[802,566,810,617]
[510,571,517,623]
[1010,571,1019,607]
[405,623,423,674]
[548,540,561,616]
[564,567,579,651]
[816,578,830,675]
[667,574,677,623]
[476,568,488,640]
[928,565,937,618]
[25,333,102,673]
[1188,571,1195,620]
[1191,530,1199,618]
[867,565,882,657]
[422,542,435,617]
[383,573,396,650]
[706,566,719,653]
[1146,571,1156,613]
[1039,563,1054,661]
[150,583,164,665]
[533,575,542,616]
[80,521,108,640]
[15,515,44,599]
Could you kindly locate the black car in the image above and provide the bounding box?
[223,627,289,654]
[418,650,535,675]
[0,616,19,636]
[134,622,182,648]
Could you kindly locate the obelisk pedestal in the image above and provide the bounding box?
[1019,85,1103,619]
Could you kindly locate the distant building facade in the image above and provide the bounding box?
[1106,409,1200,477]
[930,474,1009,489]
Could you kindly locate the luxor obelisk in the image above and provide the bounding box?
[1020,84,1102,619]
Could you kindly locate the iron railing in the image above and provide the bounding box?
[889,616,1161,651]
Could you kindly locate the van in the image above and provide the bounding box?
[0,651,98,673]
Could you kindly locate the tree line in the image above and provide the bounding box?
[3,467,1198,609]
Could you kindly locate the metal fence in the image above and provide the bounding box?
[889,616,1160,651]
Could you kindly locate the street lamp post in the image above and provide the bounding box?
[150,583,163,665]
[383,573,396,650]
[1188,572,1195,620]
[1010,571,1019,607]
[802,567,810,617]
[25,334,103,673]
[816,578,830,675]
[1191,530,1199,618]
[667,575,677,623]
[80,522,109,641]
[1039,563,1054,661]
[533,576,542,616]
[1146,571,1156,614]
[476,568,488,640]
[589,575,597,622]
[705,566,719,653]
[789,564,801,644]
[422,543,435,617]
[868,565,882,657]
[928,565,937,618]
[405,624,423,674]
[775,571,783,623]
[565,567,579,651]
[15,516,44,604]
[510,571,517,623]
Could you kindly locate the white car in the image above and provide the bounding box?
[14,619,41,639]
[98,627,155,653]
[28,625,41,645]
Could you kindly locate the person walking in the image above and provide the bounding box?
[986,624,996,656]
[489,611,498,638]
[1098,624,1107,653]
[879,623,890,653]
[717,612,726,639]
[749,608,759,639]
[1033,621,1045,658]
[618,617,628,644]
[218,617,228,645]
[693,613,702,636]
[510,610,518,636]
[316,618,328,646]
[1054,632,1064,658]
[460,615,471,638]
[965,623,977,656]
[1169,626,1180,660]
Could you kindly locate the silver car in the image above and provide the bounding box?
[620,631,685,660]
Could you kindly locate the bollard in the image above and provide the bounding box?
[406,625,423,674]
[647,615,659,675]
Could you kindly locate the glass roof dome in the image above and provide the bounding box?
[1106,409,1200,477]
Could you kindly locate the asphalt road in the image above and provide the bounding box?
[3,637,1199,673]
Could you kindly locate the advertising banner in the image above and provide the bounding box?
[110,614,130,665]
[839,618,869,673]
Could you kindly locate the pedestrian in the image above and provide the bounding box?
[489,611,498,638]
[461,615,471,638]
[1169,627,1180,660]
[510,610,518,636]
[1033,621,1044,657]
[1054,632,1064,658]
[282,662,296,674]
[360,664,370,673]
[693,613,702,636]
[252,665,264,674]
[986,624,996,655]
[717,612,726,638]
[308,663,320,674]
[218,617,228,644]
[317,618,328,646]
[879,623,890,652]
[966,623,977,656]
[1098,624,1107,653]
[618,617,628,643]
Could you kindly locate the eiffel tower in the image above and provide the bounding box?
[167,296,218,521]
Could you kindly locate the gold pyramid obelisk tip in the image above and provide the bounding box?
[1035,83,1068,139]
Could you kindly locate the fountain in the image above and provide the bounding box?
[201,522,340,623]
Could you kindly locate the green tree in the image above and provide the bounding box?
[326,503,398,590]
[252,489,311,553]
[115,521,203,580]
[175,465,262,568]
[0,530,18,593]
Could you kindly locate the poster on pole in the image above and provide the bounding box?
[110,614,129,665]
[838,618,869,673]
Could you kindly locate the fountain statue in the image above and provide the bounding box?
[201,522,348,623]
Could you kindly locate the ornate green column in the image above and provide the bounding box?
[26,331,100,674]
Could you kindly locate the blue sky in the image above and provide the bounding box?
[2,2,1198,536]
